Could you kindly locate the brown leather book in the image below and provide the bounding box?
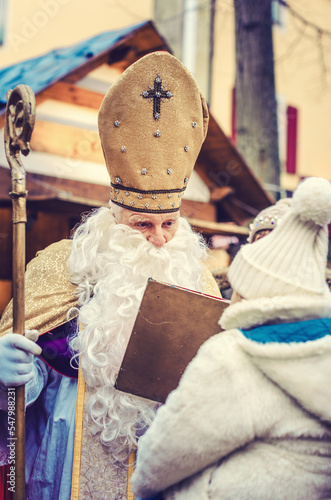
[116,279,230,403]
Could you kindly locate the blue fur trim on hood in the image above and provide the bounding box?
[240,317,331,344]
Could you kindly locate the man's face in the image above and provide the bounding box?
[119,209,180,247]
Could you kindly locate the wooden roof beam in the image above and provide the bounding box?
[29,120,103,163]
[62,21,171,84]
[188,218,249,237]
[210,186,234,202]
[36,82,105,110]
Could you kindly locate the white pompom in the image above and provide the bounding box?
[292,177,331,226]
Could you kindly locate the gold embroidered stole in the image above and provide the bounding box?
[70,372,135,500]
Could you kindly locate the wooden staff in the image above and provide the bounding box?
[4,85,36,500]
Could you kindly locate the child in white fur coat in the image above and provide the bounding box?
[131,177,331,500]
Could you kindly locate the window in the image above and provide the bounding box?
[286,105,298,174]
[277,98,299,175]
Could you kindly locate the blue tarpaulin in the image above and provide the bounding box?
[0,22,146,109]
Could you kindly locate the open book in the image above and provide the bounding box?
[116,279,230,403]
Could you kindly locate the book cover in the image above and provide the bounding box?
[116,279,229,403]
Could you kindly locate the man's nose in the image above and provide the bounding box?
[147,227,166,247]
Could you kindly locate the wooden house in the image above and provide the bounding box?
[0,21,273,312]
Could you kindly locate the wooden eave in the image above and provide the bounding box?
[189,218,249,237]
[36,82,105,110]
[0,166,246,236]
[62,20,172,83]
[0,20,273,228]
[0,21,171,128]
[0,166,108,214]
[196,114,274,224]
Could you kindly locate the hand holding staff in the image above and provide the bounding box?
[4,84,36,500]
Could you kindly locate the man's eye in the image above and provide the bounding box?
[163,221,174,227]
[136,222,148,228]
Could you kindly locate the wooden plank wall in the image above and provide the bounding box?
[0,206,80,315]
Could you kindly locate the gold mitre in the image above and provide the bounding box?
[98,51,209,213]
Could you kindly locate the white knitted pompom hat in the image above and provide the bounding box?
[228,177,331,299]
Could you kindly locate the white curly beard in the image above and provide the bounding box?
[68,207,208,461]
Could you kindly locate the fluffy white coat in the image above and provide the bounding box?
[131,295,331,500]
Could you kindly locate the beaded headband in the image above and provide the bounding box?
[247,198,292,243]
[248,214,280,243]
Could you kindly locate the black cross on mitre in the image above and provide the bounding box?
[141,75,173,121]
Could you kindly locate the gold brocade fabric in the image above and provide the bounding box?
[0,239,78,337]
[77,386,129,500]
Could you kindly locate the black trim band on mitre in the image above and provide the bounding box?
[111,200,180,214]
[110,184,186,195]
